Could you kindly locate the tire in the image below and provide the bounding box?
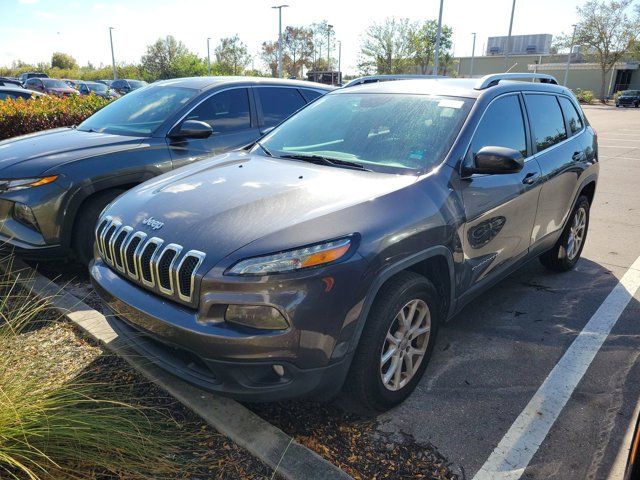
[72,189,124,266]
[539,195,590,272]
[342,271,440,414]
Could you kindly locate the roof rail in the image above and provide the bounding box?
[474,73,558,90]
[343,74,446,88]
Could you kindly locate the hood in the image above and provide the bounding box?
[0,128,145,176]
[104,151,417,268]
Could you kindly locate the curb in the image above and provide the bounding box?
[1,256,353,480]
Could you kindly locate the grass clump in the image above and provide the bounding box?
[0,260,191,479]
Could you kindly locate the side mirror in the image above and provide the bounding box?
[467,146,524,175]
[171,120,213,139]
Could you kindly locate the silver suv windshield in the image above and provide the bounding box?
[258,93,473,174]
[78,85,196,136]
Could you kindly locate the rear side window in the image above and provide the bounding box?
[525,94,567,152]
[558,96,583,135]
[256,87,306,128]
[187,88,251,133]
[470,94,527,159]
[299,89,324,102]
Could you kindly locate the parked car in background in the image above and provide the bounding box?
[24,78,77,96]
[0,77,331,264]
[18,72,49,84]
[0,77,24,87]
[76,81,119,99]
[0,86,44,100]
[90,73,598,412]
[97,79,113,87]
[110,79,147,95]
[616,90,640,108]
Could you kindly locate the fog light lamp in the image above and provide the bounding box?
[13,202,39,230]
[272,365,285,377]
[225,305,288,330]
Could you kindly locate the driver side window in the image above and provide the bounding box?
[187,88,251,133]
[468,95,527,163]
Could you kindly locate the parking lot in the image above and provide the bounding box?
[19,104,640,480]
[377,105,640,479]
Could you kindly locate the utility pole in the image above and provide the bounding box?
[207,37,212,76]
[327,24,333,68]
[563,24,578,86]
[470,32,477,77]
[108,27,117,80]
[504,0,516,71]
[272,4,289,78]
[433,0,444,76]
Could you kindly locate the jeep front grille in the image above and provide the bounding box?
[96,216,205,305]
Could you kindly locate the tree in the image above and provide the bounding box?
[140,36,206,80]
[571,0,639,102]
[408,20,453,74]
[310,20,336,69]
[215,35,251,75]
[358,18,413,74]
[260,41,288,77]
[51,52,77,69]
[283,26,314,78]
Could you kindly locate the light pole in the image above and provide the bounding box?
[108,27,117,80]
[470,32,477,77]
[433,0,444,76]
[338,40,342,82]
[272,4,289,78]
[207,37,212,76]
[327,24,333,68]
[504,0,516,71]
[563,24,578,86]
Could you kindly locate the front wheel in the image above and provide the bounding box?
[540,195,590,272]
[342,271,440,414]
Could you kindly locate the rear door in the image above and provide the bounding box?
[167,87,260,170]
[254,86,307,134]
[458,93,543,290]
[526,93,585,244]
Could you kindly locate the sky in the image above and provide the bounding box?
[0,0,581,75]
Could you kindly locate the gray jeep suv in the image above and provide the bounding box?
[90,73,598,412]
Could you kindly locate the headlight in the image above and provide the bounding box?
[228,237,352,275]
[0,175,58,192]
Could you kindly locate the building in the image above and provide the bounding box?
[486,34,553,56]
[455,52,640,97]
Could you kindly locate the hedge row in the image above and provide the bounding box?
[0,94,112,141]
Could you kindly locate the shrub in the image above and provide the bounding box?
[573,88,595,104]
[0,94,111,141]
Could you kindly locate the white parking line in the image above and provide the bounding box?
[473,256,640,480]
[599,145,640,149]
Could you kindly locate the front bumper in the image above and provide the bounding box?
[90,258,361,401]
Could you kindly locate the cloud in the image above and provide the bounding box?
[35,10,57,18]
[18,0,39,3]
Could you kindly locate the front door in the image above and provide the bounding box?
[167,87,259,170]
[458,93,543,291]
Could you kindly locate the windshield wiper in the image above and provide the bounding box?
[256,141,273,157]
[279,153,371,171]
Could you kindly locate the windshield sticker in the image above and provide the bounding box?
[438,99,464,109]
[409,150,425,161]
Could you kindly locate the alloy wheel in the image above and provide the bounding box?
[566,206,587,260]
[380,299,431,391]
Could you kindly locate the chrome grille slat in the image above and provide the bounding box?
[94,218,205,304]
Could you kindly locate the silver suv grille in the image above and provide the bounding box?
[96,216,205,305]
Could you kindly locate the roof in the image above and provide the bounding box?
[0,85,43,95]
[332,74,567,98]
[153,76,335,91]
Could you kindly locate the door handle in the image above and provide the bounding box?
[572,151,584,162]
[522,172,538,185]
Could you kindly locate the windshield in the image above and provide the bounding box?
[78,85,197,136]
[257,93,473,174]
[87,83,107,92]
[43,79,70,88]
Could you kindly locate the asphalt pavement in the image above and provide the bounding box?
[378,105,640,480]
